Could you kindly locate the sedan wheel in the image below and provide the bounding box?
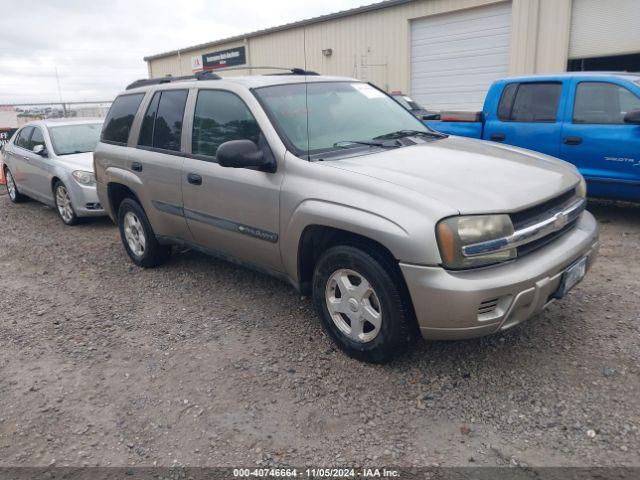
[55,184,77,224]
[6,169,17,201]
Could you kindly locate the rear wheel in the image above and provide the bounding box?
[53,180,79,225]
[312,245,414,363]
[117,198,170,267]
[4,167,27,203]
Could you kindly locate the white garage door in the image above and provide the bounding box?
[411,2,512,111]
[569,0,640,59]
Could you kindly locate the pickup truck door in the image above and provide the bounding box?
[560,80,640,200]
[181,88,283,273]
[483,81,565,157]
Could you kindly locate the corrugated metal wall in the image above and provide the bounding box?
[148,0,575,93]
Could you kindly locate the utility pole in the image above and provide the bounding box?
[54,67,67,117]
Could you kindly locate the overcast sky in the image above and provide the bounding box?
[0,0,367,104]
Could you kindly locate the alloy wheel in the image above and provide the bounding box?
[123,211,146,257]
[6,169,16,201]
[325,268,383,343]
[55,185,75,223]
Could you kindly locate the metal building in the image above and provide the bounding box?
[144,0,640,110]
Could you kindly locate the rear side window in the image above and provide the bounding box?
[15,127,34,149]
[137,90,188,152]
[192,90,260,158]
[498,83,562,122]
[573,82,640,124]
[497,84,518,121]
[102,93,144,145]
[152,90,188,151]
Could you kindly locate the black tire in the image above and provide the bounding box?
[117,197,170,268]
[53,180,80,226]
[312,245,415,363]
[4,166,28,203]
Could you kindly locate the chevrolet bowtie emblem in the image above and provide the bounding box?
[554,212,569,229]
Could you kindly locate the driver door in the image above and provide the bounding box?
[181,88,284,272]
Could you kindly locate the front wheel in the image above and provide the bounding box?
[4,167,27,203]
[312,245,415,363]
[53,180,79,225]
[117,198,170,267]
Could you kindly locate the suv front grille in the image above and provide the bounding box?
[509,188,583,258]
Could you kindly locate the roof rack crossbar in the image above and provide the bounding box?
[126,71,221,90]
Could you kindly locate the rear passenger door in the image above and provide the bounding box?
[132,88,190,240]
[484,81,565,157]
[181,88,283,272]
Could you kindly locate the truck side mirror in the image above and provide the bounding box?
[624,109,640,125]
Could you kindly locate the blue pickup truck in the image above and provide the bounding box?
[426,73,640,202]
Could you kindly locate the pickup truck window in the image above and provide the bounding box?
[192,90,260,158]
[497,82,561,123]
[254,81,428,155]
[573,82,640,124]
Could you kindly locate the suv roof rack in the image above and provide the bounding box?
[125,67,318,90]
[125,70,222,90]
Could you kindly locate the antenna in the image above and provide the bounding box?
[54,67,67,117]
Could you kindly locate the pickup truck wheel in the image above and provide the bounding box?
[312,245,412,363]
[4,167,27,203]
[117,198,170,268]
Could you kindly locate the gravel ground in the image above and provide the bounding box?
[0,186,638,468]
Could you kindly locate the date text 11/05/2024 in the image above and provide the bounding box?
[233,468,401,478]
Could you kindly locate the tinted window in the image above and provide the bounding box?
[102,93,144,144]
[152,90,188,151]
[15,127,34,149]
[192,90,260,157]
[29,127,45,151]
[497,83,518,121]
[573,82,640,124]
[138,92,160,147]
[510,83,561,122]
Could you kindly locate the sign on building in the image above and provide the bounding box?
[191,55,203,72]
[201,46,246,70]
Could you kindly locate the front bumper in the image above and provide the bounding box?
[67,180,106,218]
[401,211,599,340]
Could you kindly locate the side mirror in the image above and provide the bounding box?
[624,109,640,125]
[32,144,47,157]
[216,140,274,171]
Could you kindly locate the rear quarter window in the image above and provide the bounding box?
[102,93,145,145]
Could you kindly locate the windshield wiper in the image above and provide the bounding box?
[333,139,400,149]
[374,129,448,140]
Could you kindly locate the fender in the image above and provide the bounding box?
[282,198,428,283]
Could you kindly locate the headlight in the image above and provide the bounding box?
[576,176,587,198]
[72,170,95,185]
[436,214,516,269]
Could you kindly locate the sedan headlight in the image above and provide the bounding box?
[436,214,516,269]
[72,170,95,185]
[576,176,587,199]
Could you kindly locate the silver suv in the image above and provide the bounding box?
[94,71,599,363]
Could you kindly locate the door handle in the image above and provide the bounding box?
[187,173,202,185]
[131,162,143,172]
[490,133,506,142]
[563,136,582,146]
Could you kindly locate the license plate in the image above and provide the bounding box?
[554,256,588,299]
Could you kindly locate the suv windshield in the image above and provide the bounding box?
[49,123,102,156]
[254,81,432,155]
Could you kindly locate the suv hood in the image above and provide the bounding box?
[325,136,580,214]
